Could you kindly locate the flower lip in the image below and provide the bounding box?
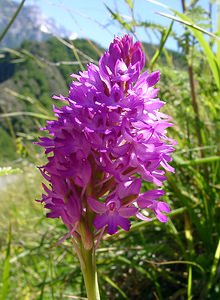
[107,200,117,212]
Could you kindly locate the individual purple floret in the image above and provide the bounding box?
[37,35,175,240]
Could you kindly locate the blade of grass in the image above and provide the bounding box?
[217,2,220,63]
[167,174,212,248]
[102,275,128,299]
[0,0,26,44]
[1,47,24,58]
[38,268,48,300]
[0,225,12,300]
[3,88,54,116]
[175,155,220,166]
[187,265,192,300]
[125,0,134,10]
[207,238,220,291]
[150,20,174,69]
[156,11,220,40]
[63,296,87,299]
[157,11,220,88]
[105,4,134,32]
[68,41,85,72]
[0,112,55,120]
[0,105,17,142]
[174,10,220,89]
[184,213,195,256]
[145,260,205,274]
[54,35,97,64]
[145,0,168,9]
[167,218,186,255]
[20,49,45,68]
[4,88,35,104]
[116,255,162,298]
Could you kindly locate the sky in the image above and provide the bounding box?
[20,0,215,50]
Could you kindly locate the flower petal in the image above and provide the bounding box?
[94,213,108,230]
[136,212,152,221]
[119,206,138,217]
[87,197,105,214]
[146,70,160,87]
[137,190,164,209]
[157,201,171,213]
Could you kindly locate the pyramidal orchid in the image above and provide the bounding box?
[37,35,176,300]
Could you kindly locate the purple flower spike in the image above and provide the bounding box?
[37,35,176,241]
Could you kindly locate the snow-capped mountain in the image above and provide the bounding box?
[0,0,77,48]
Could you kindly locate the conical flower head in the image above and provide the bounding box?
[37,35,176,239]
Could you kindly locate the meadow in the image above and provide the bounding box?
[0,1,220,299]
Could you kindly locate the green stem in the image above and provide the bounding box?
[79,245,100,300]
[181,0,204,158]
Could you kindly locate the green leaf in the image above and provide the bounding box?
[175,155,220,166]
[102,275,128,299]
[217,2,220,63]
[105,4,134,32]
[145,259,205,274]
[145,0,168,9]
[208,238,220,291]
[150,20,174,68]
[187,265,193,300]
[125,0,134,9]
[157,11,220,88]
[0,225,12,300]
[0,0,26,43]
[156,12,220,40]
[0,112,55,120]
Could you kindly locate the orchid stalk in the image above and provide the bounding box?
[37,35,176,299]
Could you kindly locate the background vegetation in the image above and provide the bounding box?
[0,0,220,299]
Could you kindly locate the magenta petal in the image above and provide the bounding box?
[146,70,160,87]
[145,100,165,111]
[87,197,105,213]
[137,190,164,208]
[143,189,164,200]
[161,159,175,173]
[154,202,170,222]
[155,210,168,222]
[157,201,171,213]
[117,179,141,199]
[94,213,108,230]
[116,215,131,231]
[119,206,137,217]
[107,215,118,234]
[46,211,61,218]
[136,212,152,221]
[106,214,131,234]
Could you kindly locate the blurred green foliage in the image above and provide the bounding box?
[0,0,220,299]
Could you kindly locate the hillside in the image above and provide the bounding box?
[0,38,103,108]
